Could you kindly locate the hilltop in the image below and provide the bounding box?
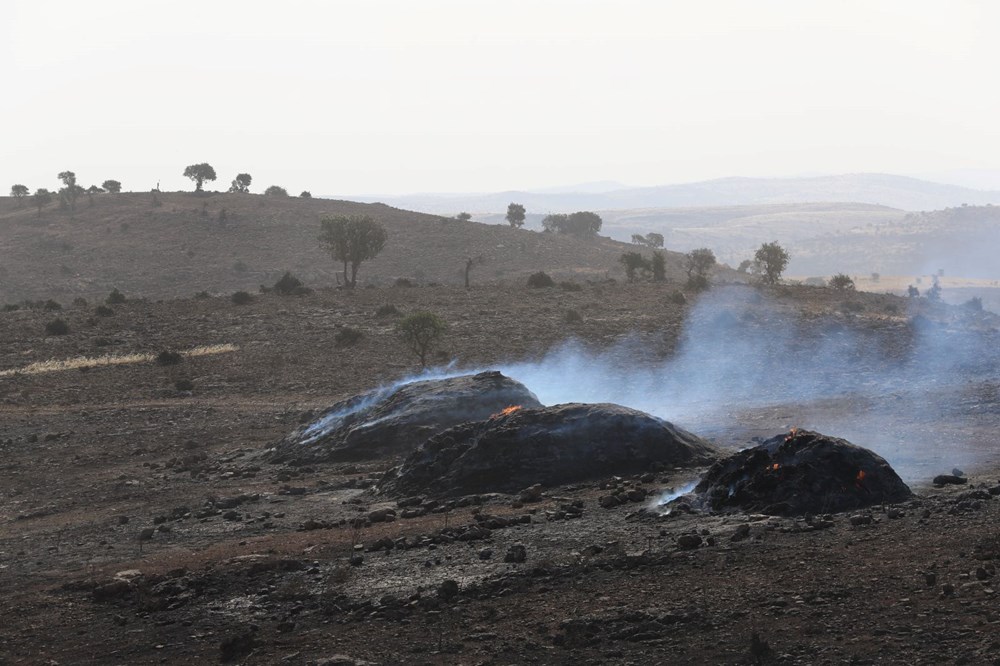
[0,192,701,303]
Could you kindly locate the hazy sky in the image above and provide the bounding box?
[5,1,1000,195]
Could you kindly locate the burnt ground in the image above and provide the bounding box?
[2,283,1000,665]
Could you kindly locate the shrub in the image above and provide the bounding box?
[668,291,687,305]
[559,281,582,292]
[231,291,254,305]
[334,327,363,347]
[274,272,310,295]
[156,350,183,366]
[300,191,312,198]
[829,274,856,291]
[94,305,114,317]
[43,299,62,311]
[106,288,126,305]
[396,312,446,367]
[174,378,194,391]
[527,271,555,288]
[375,304,399,317]
[964,297,983,311]
[565,309,582,323]
[264,185,289,196]
[45,318,70,336]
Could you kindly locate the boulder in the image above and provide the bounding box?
[379,403,716,497]
[269,371,542,463]
[689,430,912,516]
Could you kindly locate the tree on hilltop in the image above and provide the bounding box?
[619,252,651,283]
[10,184,29,204]
[456,212,472,222]
[229,173,252,193]
[685,248,716,290]
[396,311,446,368]
[754,241,790,285]
[506,203,526,228]
[58,171,81,213]
[32,188,52,217]
[102,180,122,194]
[264,185,288,196]
[542,211,602,237]
[183,163,217,192]
[319,215,388,288]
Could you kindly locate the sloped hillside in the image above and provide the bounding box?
[0,192,701,302]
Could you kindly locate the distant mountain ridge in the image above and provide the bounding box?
[337,173,1000,215]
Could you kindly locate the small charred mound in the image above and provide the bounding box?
[693,430,912,516]
[378,403,717,497]
[269,371,542,464]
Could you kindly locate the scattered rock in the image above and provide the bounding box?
[504,544,527,563]
[676,534,702,550]
[934,474,968,487]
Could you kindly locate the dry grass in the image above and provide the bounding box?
[0,343,238,378]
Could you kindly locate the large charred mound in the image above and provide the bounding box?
[268,371,542,464]
[378,403,718,497]
[692,430,912,516]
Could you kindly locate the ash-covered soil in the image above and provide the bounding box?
[2,282,1000,665]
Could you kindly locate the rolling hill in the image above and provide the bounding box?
[0,191,703,303]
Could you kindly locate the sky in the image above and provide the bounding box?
[4,0,1000,196]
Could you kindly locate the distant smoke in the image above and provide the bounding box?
[498,286,999,482]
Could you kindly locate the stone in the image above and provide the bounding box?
[519,484,543,503]
[933,474,968,487]
[730,524,751,542]
[676,534,702,550]
[504,544,527,563]
[478,548,493,560]
[438,579,459,600]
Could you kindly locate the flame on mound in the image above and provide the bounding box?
[491,405,522,419]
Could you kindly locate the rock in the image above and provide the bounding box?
[271,371,543,463]
[349,554,364,567]
[730,524,751,542]
[933,474,968,487]
[693,430,912,516]
[599,495,622,509]
[518,484,543,503]
[504,544,527,563]
[478,548,493,560]
[138,527,155,541]
[367,537,395,553]
[438,579,459,600]
[925,572,937,586]
[92,579,133,601]
[313,655,373,666]
[849,514,873,526]
[952,467,966,477]
[626,488,647,502]
[220,630,256,662]
[379,403,716,497]
[676,534,702,550]
[368,508,396,523]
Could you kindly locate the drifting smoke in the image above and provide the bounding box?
[498,286,1000,482]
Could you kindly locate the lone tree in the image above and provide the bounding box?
[506,202,526,228]
[58,171,80,212]
[319,215,388,288]
[396,311,446,368]
[455,212,472,222]
[754,241,790,285]
[685,248,716,290]
[264,185,288,196]
[828,273,855,290]
[10,184,29,204]
[619,251,651,283]
[183,163,217,192]
[32,188,52,216]
[229,173,252,193]
[102,180,121,194]
[300,191,312,198]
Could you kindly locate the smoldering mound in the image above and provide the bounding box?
[686,429,913,516]
[378,402,718,497]
[269,371,542,463]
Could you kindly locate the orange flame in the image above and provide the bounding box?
[770,463,780,471]
[856,470,866,482]
[491,405,522,419]
[785,427,799,442]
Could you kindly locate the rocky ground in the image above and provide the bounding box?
[2,282,1000,665]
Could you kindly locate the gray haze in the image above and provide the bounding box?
[5,1,1000,195]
